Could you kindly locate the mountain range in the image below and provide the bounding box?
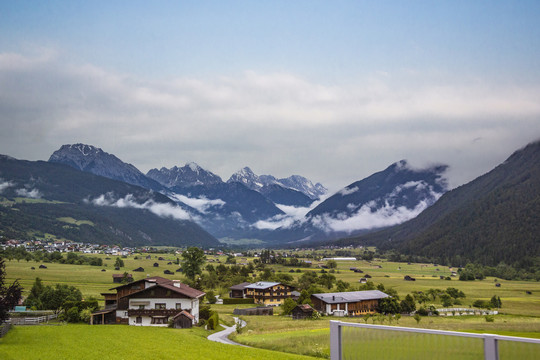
[43,143,450,243]
[335,140,540,269]
[0,154,218,247]
[1,140,537,270]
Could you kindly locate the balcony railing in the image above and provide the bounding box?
[127,309,180,317]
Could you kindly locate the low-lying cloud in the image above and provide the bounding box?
[169,193,225,214]
[311,199,431,234]
[88,193,192,221]
[0,180,14,193]
[15,188,42,199]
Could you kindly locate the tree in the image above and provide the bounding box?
[440,293,453,307]
[318,273,336,289]
[336,280,349,292]
[413,313,422,325]
[181,247,206,281]
[378,297,401,315]
[326,260,337,269]
[490,295,502,308]
[399,294,416,314]
[39,284,82,313]
[114,257,124,268]
[24,277,45,309]
[281,298,297,315]
[0,258,22,323]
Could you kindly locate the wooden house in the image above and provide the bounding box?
[229,282,252,299]
[112,273,133,283]
[292,304,315,319]
[311,290,388,316]
[244,282,295,306]
[91,276,204,326]
[171,310,194,329]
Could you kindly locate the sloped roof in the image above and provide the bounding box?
[116,277,205,299]
[229,282,252,290]
[312,290,388,304]
[173,310,195,320]
[245,281,281,290]
[109,276,171,290]
[294,304,314,313]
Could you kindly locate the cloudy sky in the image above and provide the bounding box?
[1,1,539,193]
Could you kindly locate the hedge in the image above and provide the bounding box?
[223,298,255,305]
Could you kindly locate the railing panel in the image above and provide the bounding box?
[331,321,540,360]
[498,339,540,359]
[341,325,483,360]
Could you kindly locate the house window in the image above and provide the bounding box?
[138,305,145,310]
[151,317,168,324]
[136,316,142,324]
[175,303,182,310]
[155,303,166,310]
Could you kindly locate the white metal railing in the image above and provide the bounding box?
[330,320,540,360]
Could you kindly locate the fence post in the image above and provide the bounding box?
[484,334,498,360]
[330,320,342,360]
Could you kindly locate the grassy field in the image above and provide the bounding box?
[0,324,316,360]
[3,251,540,359]
[229,312,540,358]
[5,253,540,314]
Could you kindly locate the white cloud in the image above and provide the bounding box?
[0,180,14,193]
[252,198,327,230]
[311,199,431,234]
[1,50,539,192]
[169,193,225,214]
[88,193,192,221]
[15,188,42,199]
[339,186,359,196]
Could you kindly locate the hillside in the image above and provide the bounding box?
[0,156,219,247]
[338,140,540,269]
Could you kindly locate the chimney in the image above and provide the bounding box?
[332,296,335,301]
[173,280,181,288]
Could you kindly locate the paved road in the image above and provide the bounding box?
[207,317,249,347]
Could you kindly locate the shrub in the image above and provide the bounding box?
[207,312,219,330]
[80,308,93,323]
[66,307,80,323]
[416,307,429,316]
[485,315,495,322]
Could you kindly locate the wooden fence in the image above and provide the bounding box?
[0,323,12,338]
[7,313,58,325]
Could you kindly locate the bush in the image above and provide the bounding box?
[66,307,80,323]
[80,308,93,323]
[485,315,495,322]
[207,312,219,330]
[416,307,429,316]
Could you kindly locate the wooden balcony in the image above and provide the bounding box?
[127,309,181,317]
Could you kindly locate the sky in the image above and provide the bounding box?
[1,1,540,193]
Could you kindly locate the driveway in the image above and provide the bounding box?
[207,317,248,347]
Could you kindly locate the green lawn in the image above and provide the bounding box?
[0,324,316,360]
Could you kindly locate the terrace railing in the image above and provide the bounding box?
[330,320,540,360]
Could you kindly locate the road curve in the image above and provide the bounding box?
[207,317,249,347]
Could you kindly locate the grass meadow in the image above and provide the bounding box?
[0,324,316,360]
[3,252,540,359]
